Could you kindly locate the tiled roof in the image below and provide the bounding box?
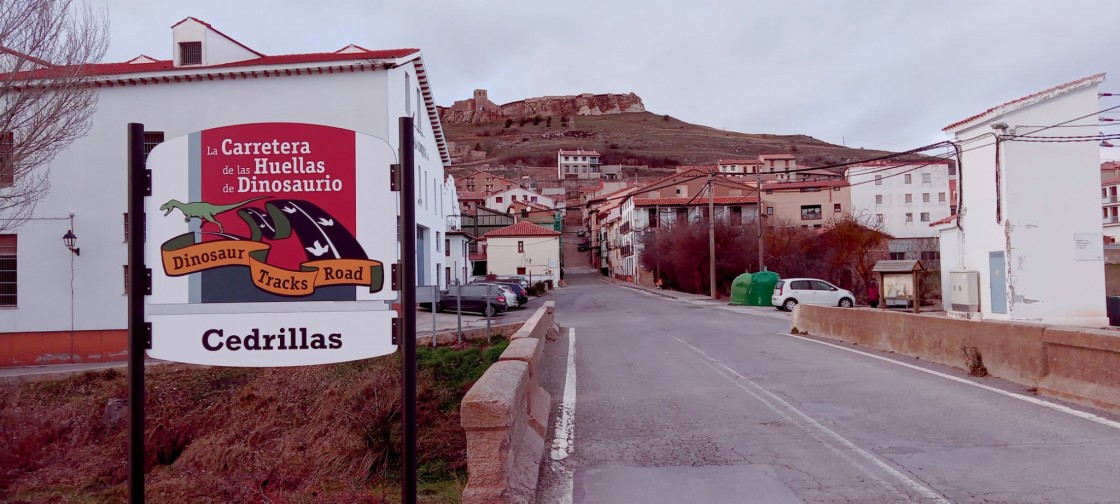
[634,196,759,206]
[759,154,797,160]
[929,215,957,227]
[459,191,489,200]
[764,179,849,190]
[11,48,420,79]
[558,149,601,156]
[482,221,561,238]
[718,159,762,165]
[469,252,487,261]
[676,165,718,172]
[943,73,1107,132]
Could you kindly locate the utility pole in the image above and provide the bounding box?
[655,204,661,284]
[708,172,716,298]
[756,168,764,271]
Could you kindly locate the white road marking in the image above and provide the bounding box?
[674,336,950,503]
[784,332,1120,431]
[548,327,577,504]
[552,327,577,461]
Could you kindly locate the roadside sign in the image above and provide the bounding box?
[144,122,398,366]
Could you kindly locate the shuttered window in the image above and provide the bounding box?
[179,42,201,65]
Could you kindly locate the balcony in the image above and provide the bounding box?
[1104,196,1119,204]
[1105,217,1120,225]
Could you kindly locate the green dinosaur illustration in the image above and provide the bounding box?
[160,197,268,234]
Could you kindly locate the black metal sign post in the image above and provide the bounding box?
[126,122,147,503]
[398,116,418,504]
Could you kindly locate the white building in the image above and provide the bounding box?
[485,186,556,214]
[557,148,601,179]
[1101,162,1120,242]
[0,17,461,363]
[936,73,1107,326]
[848,162,954,238]
[480,221,561,285]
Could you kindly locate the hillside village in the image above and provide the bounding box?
[6,8,1120,503]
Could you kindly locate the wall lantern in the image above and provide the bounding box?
[62,230,80,256]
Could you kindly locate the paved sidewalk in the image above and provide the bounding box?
[600,275,794,322]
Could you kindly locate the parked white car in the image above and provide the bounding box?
[772,278,855,311]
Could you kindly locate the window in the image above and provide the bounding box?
[905,212,913,222]
[766,206,774,215]
[436,232,441,251]
[875,175,882,185]
[949,165,957,175]
[922,193,930,203]
[531,196,538,202]
[904,174,912,184]
[921,251,941,261]
[123,265,129,295]
[790,280,811,290]
[495,196,503,203]
[730,206,743,225]
[123,213,129,243]
[416,89,422,122]
[905,193,912,203]
[179,42,201,65]
[517,241,524,253]
[813,224,823,229]
[801,205,822,220]
[0,130,13,187]
[922,173,931,183]
[677,208,688,223]
[920,212,930,222]
[0,235,14,306]
[875,194,883,205]
[517,267,527,275]
[939,192,946,202]
[834,203,842,213]
[445,238,451,256]
[876,213,884,224]
[143,131,164,159]
[889,252,906,260]
[648,208,658,228]
[446,267,451,287]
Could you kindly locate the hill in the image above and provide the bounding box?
[442,110,901,173]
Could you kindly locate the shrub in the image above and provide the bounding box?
[503,118,513,128]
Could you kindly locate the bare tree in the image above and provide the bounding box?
[0,0,108,231]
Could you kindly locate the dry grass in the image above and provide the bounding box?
[0,337,509,503]
[445,111,900,170]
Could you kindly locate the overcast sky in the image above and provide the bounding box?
[100,0,1120,154]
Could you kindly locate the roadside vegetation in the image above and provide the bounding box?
[0,337,509,503]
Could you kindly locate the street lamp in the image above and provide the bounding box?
[62,230,80,256]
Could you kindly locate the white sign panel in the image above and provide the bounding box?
[1074,232,1103,261]
[148,311,396,367]
[145,123,399,367]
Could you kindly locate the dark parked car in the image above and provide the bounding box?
[474,281,529,306]
[420,285,508,316]
[577,241,589,252]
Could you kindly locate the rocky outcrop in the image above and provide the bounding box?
[439,91,645,125]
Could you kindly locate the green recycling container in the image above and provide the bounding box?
[729,273,754,305]
[746,271,780,306]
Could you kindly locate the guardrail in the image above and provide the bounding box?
[460,301,556,504]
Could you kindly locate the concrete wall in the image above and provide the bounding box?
[461,302,556,504]
[792,304,1120,414]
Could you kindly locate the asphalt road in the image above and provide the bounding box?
[536,270,1120,504]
